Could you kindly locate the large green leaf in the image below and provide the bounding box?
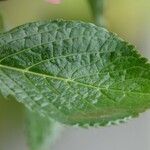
[26,110,61,150]
[0,20,150,127]
[88,0,105,26]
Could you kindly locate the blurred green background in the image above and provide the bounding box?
[0,0,150,150]
[0,0,150,44]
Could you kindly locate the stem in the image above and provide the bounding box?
[0,13,4,32]
[88,0,106,26]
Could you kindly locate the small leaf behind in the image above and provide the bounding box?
[26,110,61,150]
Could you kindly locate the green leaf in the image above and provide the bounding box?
[26,110,61,150]
[0,20,150,127]
[88,0,105,26]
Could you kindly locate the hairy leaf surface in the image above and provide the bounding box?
[0,20,150,126]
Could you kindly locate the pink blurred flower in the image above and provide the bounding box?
[46,0,62,4]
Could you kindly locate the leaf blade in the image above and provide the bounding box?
[0,20,150,126]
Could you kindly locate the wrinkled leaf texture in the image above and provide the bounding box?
[0,20,150,127]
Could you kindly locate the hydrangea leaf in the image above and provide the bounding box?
[0,20,150,127]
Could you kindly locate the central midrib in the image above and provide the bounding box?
[0,64,150,96]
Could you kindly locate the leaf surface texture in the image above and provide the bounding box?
[0,20,150,126]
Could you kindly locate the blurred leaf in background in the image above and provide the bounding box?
[0,97,26,150]
[26,110,61,150]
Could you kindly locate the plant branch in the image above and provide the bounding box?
[88,0,106,26]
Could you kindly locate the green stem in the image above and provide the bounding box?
[0,13,4,32]
[88,0,106,26]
